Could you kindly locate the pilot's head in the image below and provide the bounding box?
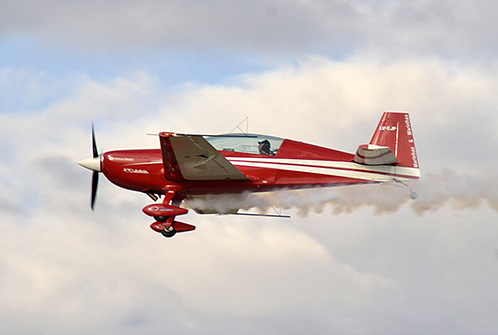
[258,140,271,154]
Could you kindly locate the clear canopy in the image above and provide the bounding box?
[206,134,284,156]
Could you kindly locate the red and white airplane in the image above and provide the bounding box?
[78,111,419,237]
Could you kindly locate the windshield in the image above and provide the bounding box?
[206,134,284,156]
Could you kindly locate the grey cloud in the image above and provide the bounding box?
[1,0,330,51]
[3,0,498,59]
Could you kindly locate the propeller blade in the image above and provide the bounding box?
[91,171,99,211]
[92,123,98,158]
[90,123,100,210]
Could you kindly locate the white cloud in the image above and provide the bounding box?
[3,56,498,333]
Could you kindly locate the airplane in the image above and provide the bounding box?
[78,111,420,238]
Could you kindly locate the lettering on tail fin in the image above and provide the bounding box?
[369,112,419,169]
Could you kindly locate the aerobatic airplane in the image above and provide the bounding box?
[78,111,420,237]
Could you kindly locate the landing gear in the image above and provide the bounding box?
[150,221,194,238]
[160,226,176,238]
[154,215,169,222]
[145,189,195,238]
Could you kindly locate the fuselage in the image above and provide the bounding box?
[101,137,419,199]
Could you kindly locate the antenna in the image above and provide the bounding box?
[228,117,249,135]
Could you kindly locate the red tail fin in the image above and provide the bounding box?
[370,112,419,169]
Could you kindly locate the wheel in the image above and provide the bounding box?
[161,227,177,238]
[154,215,169,222]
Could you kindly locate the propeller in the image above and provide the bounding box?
[78,123,102,210]
[91,124,99,210]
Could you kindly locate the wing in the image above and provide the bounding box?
[159,132,250,181]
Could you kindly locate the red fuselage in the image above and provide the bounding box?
[102,138,409,199]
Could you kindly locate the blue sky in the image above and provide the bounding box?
[0,34,274,115]
[2,1,498,334]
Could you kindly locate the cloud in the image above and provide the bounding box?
[3,55,498,333]
[0,0,352,52]
[3,0,498,60]
[0,206,400,333]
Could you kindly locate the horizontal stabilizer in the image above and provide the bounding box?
[353,144,399,165]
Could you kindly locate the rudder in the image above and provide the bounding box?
[370,112,419,169]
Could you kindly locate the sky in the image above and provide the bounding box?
[2,1,498,334]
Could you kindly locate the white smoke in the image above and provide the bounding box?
[183,169,498,217]
[410,169,498,214]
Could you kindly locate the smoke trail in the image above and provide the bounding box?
[248,184,410,217]
[184,169,498,217]
[410,169,498,214]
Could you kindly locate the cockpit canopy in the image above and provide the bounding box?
[206,134,284,156]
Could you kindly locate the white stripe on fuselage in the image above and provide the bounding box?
[120,157,420,181]
[227,157,420,181]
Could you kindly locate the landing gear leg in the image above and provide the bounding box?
[162,188,183,207]
[147,188,193,237]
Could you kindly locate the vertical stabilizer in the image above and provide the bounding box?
[370,112,419,169]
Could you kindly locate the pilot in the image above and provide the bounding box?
[258,139,274,155]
